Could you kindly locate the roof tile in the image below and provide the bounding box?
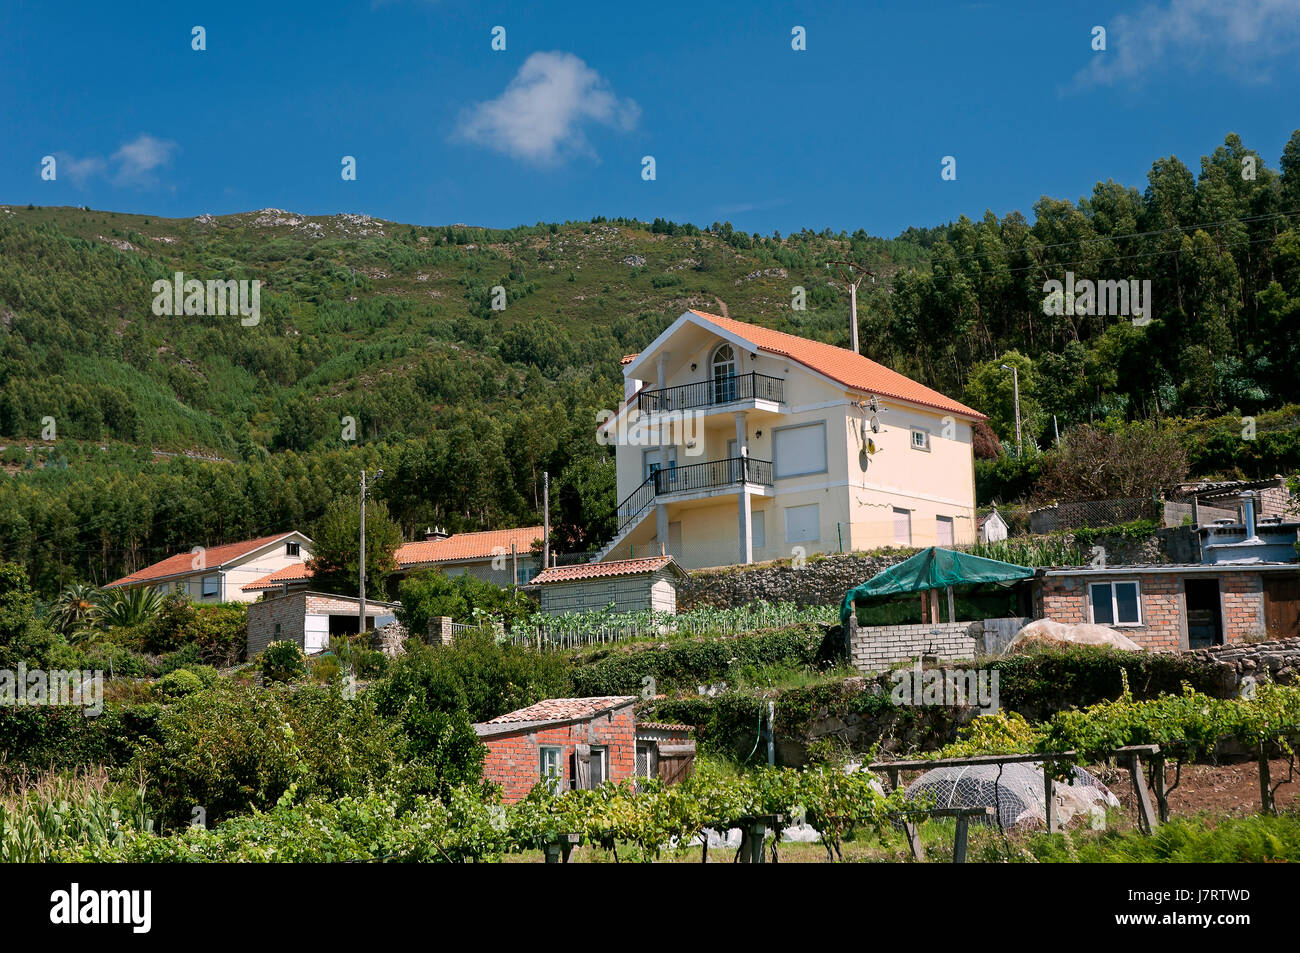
[530,555,678,585]
[688,310,985,419]
[107,533,301,588]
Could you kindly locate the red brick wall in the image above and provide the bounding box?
[480,705,638,803]
[1036,572,1266,651]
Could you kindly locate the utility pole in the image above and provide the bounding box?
[827,260,876,354]
[1000,364,1022,458]
[359,468,383,634]
[542,470,550,569]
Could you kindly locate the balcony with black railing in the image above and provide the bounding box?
[636,372,784,415]
[616,456,774,533]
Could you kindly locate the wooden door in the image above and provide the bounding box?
[1264,576,1300,638]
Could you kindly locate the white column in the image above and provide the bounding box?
[656,352,668,394]
[734,411,752,564]
[656,502,669,557]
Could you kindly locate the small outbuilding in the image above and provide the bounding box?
[474,696,695,802]
[246,590,396,657]
[528,555,687,615]
[977,507,1009,543]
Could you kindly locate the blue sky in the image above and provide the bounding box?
[3,0,1299,237]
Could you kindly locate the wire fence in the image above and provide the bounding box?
[1028,497,1162,534]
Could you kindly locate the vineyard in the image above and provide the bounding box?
[6,681,1298,863]
[512,601,836,650]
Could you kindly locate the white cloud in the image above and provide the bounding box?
[112,134,178,185]
[54,153,107,188]
[454,51,640,165]
[1072,0,1300,89]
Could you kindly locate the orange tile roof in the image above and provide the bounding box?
[107,533,301,588]
[530,555,679,585]
[485,696,637,725]
[242,562,313,592]
[687,309,985,420]
[395,526,544,566]
[620,353,639,365]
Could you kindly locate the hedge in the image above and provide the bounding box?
[0,704,162,774]
[568,624,839,696]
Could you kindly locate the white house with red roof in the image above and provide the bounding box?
[595,309,986,569]
[240,525,546,596]
[106,531,313,604]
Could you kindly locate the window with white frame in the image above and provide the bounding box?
[285,541,300,557]
[636,742,657,780]
[773,421,827,478]
[911,428,930,451]
[588,746,607,787]
[201,574,220,599]
[1089,581,1142,626]
[539,746,564,793]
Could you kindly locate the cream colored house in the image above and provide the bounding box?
[106,531,314,603]
[595,310,985,570]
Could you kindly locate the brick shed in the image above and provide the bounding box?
[1034,563,1300,651]
[245,590,397,657]
[474,697,695,802]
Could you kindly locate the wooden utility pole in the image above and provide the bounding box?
[828,260,876,354]
[359,468,383,634]
[542,471,550,569]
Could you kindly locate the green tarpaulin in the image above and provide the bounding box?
[839,547,1035,625]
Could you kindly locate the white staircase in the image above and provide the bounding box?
[590,503,655,563]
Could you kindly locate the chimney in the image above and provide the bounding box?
[1240,491,1260,542]
[423,526,450,541]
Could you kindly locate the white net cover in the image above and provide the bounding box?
[904,762,1120,829]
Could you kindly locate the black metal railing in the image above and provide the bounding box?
[615,457,774,533]
[636,372,784,414]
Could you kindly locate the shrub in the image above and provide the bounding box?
[374,630,570,723]
[260,641,306,682]
[569,625,836,696]
[155,669,204,699]
[131,682,401,827]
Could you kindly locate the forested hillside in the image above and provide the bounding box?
[2,130,1298,596]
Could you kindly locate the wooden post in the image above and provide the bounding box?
[929,589,941,625]
[1258,742,1275,816]
[1128,752,1158,834]
[953,814,971,864]
[1153,751,1169,823]
[1043,770,1054,833]
[885,768,924,861]
[946,586,955,624]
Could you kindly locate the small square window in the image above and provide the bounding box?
[911,428,930,451]
[1090,581,1141,626]
[539,746,564,794]
[285,541,301,557]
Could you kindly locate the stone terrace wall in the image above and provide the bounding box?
[1184,636,1300,693]
[677,530,1200,611]
[679,551,918,610]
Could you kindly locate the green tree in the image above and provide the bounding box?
[308,496,403,598]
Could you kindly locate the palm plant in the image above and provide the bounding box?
[93,586,165,629]
[50,583,104,637]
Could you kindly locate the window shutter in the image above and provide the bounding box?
[573,744,592,790]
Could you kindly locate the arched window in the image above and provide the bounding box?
[711,344,737,403]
